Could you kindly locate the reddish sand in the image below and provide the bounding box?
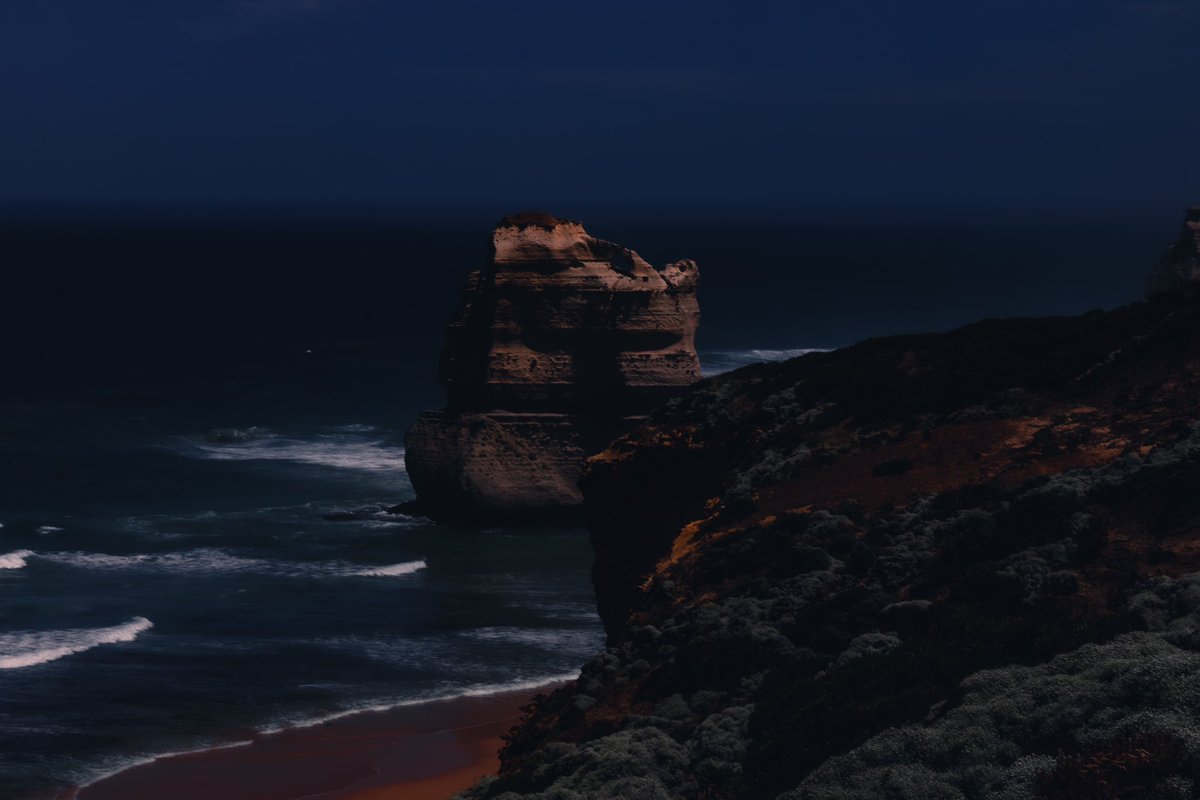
[63,687,555,800]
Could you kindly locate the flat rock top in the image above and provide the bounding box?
[490,214,658,278]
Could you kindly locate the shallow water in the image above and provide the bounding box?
[0,410,602,798]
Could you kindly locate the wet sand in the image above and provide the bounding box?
[65,687,554,800]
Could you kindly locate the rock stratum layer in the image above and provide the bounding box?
[405,213,700,518]
[459,211,1200,800]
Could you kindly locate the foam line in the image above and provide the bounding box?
[0,617,153,670]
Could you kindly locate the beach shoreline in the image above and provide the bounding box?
[58,684,563,800]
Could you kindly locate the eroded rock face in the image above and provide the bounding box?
[404,213,700,519]
[452,212,1200,800]
[1146,205,1200,297]
[463,291,1200,800]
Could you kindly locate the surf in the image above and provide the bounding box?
[350,559,427,577]
[36,548,428,580]
[0,617,153,670]
[700,347,829,376]
[0,549,33,570]
[169,428,404,473]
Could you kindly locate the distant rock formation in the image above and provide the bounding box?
[1146,205,1200,296]
[404,213,700,519]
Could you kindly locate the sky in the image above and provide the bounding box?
[1,0,1198,221]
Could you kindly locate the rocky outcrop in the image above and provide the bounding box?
[1146,205,1200,296]
[458,234,1200,798]
[404,213,700,519]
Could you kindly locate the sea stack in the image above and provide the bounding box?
[404,212,700,520]
[1146,205,1200,297]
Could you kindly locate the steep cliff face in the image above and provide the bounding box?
[461,286,1200,798]
[405,213,700,518]
[1146,205,1200,297]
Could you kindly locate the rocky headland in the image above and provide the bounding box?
[404,213,700,520]
[457,209,1200,799]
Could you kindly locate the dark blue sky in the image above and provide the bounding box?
[2,1,1197,221]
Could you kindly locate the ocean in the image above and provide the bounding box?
[0,213,1164,798]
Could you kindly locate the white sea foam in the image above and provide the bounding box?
[36,525,63,535]
[121,503,418,536]
[745,348,828,361]
[37,548,428,580]
[73,736,256,793]
[37,549,270,575]
[0,617,153,669]
[327,423,376,433]
[72,668,580,788]
[701,347,830,377]
[258,671,583,734]
[0,549,33,570]
[351,559,426,577]
[71,670,582,791]
[461,626,603,649]
[173,429,404,473]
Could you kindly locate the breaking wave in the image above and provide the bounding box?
[260,670,583,734]
[34,549,426,580]
[325,424,376,433]
[0,617,154,670]
[350,560,427,577]
[37,549,269,575]
[460,626,603,650]
[700,348,829,376]
[169,428,403,473]
[0,549,33,570]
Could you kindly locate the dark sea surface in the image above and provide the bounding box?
[0,213,1166,798]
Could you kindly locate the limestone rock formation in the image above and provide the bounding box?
[1146,205,1200,296]
[404,212,700,519]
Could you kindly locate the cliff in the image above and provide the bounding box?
[404,213,700,519]
[458,217,1200,799]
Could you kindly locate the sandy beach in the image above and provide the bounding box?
[62,686,556,800]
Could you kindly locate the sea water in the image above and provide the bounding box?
[0,410,601,797]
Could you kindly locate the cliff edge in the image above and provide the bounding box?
[459,209,1200,800]
[404,213,700,519]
